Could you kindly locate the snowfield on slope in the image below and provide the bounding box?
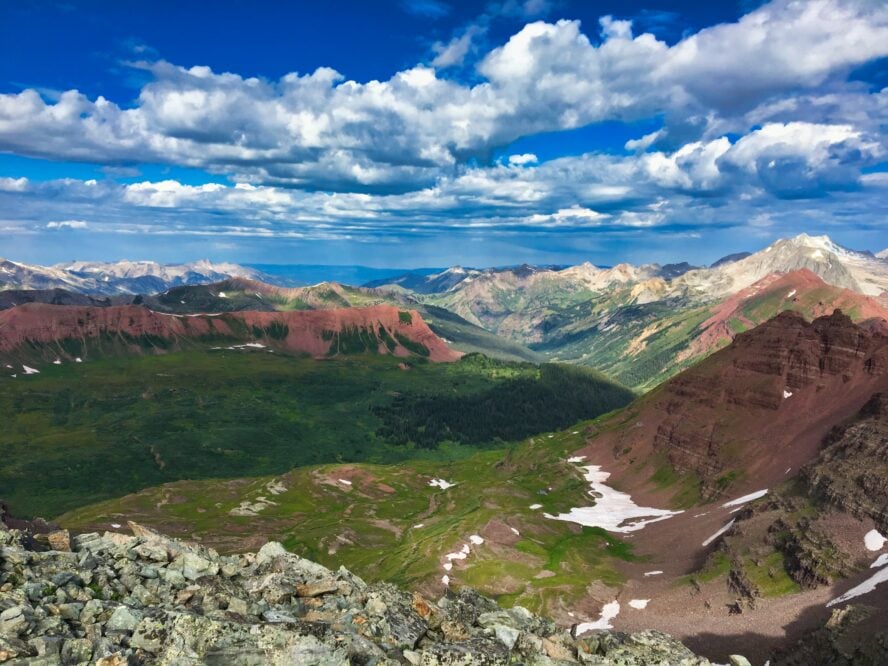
[545,464,682,533]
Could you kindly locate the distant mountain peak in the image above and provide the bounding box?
[0,258,268,295]
[777,233,857,258]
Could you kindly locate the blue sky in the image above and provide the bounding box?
[0,0,886,267]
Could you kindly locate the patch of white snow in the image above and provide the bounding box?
[643,571,663,577]
[338,479,352,486]
[783,389,793,399]
[827,565,888,607]
[529,504,543,510]
[703,519,736,547]
[628,599,650,610]
[469,535,484,545]
[575,601,620,633]
[722,489,768,508]
[545,465,683,533]
[567,456,586,463]
[22,365,39,375]
[429,478,456,490]
[871,554,888,569]
[864,529,886,551]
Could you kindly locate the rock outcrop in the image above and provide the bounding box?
[0,518,716,665]
[804,392,888,532]
[770,604,888,666]
[0,303,460,365]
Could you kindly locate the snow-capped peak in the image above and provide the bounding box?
[781,234,856,258]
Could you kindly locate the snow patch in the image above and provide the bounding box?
[218,292,228,298]
[228,342,267,350]
[722,489,768,508]
[783,389,793,399]
[413,523,425,529]
[545,464,682,533]
[338,479,352,486]
[575,601,620,634]
[567,456,586,463]
[52,359,62,365]
[110,523,121,529]
[827,564,888,607]
[22,365,39,375]
[643,571,663,577]
[864,529,886,551]
[703,519,736,547]
[786,289,797,298]
[628,599,649,610]
[469,535,484,545]
[443,562,452,571]
[510,527,520,536]
[871,554,888,569]
[529,504,543,510]
[441,575,450,586]
[429,478,455,490]
[75,357,82,363]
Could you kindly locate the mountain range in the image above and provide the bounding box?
[2,233,888,663]
[368,234,888,389]
[46,306,888,664]
[0,258,268,295]
[3,234,888,390]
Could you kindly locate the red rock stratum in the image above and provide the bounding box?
[0,303,460,363]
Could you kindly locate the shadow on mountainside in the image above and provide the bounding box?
[685,593,888,665]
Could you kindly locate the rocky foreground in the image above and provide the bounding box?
[0,519,734,666]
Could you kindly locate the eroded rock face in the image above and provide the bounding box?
[805,392,888,532]
[636,311,888,496]
[0,302,461,364]
[0,519,716,665]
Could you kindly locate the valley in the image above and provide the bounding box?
[38,307,888,663]
[5,3,888,662]
[0,349,632,518]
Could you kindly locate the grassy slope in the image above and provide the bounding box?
[60,419,637,616]
[0,351,631,518]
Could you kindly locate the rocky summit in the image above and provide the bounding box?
[0,518,723,665]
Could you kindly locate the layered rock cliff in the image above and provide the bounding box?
[0,303,460,364]
[597,310,888,498]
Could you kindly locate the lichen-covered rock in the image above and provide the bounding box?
[0,518,721,665]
